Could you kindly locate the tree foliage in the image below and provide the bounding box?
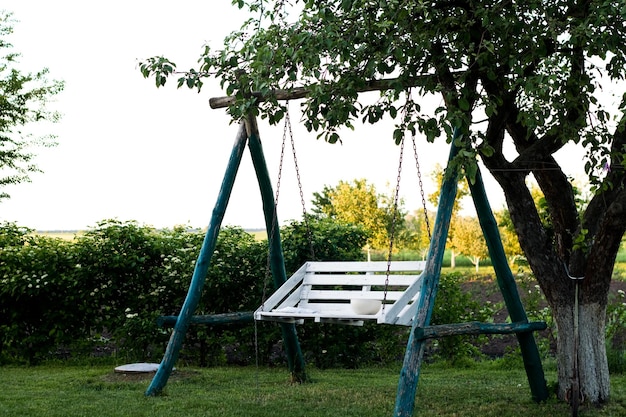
[451,215,489,272]
[429,163,470,266]
[0,12,63,199]
[494,208,524,267]
[311,179,403,250]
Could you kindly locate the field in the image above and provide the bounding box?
[1,362,625,417]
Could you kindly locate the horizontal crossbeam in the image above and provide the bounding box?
[414,321,547,341]
[208,74,443,109]
[157,311,254,327]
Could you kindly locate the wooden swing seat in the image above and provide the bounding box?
[254,261,426,326]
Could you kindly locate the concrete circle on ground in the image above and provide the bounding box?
[114,363,164,373]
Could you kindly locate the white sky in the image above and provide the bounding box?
[1,1,584,231]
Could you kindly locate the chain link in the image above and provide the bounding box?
[260,113,288,308]
[286,106,316,260]
[412,135,432,240]
[383,135,405,311]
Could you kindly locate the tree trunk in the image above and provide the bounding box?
[450,249,456,268]
[482,155,619,407]
[553,301,610,404]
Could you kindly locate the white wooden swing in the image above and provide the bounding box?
[254,108,431,327]
[254,260,426,326]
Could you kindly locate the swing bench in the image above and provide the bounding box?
[254,260,426,326]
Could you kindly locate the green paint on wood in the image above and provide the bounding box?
[414,321,547,340]
[246,115,307,383]
[468,165,548,402]
[145,123,249,397]
[394,130,548,416]
[157,312,254,327]
[394,131,462,417]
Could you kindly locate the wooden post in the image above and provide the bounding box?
[145,123,249,396]
[245,114,308,383]
[394,131,461,417]
[468,165,548,402]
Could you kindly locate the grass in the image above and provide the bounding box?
[1,362,625,417]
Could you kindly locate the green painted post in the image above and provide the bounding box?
[467,165,548,402]
[245,115,307,383]
[145,123,249,396]
[394,131,462,417]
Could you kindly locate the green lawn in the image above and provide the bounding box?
[1,363,625,417]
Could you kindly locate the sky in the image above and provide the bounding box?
[0,1,582,231]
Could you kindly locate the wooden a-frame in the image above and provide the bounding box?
[145,113,548,416]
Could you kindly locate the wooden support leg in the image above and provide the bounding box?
[245,114,307,383]
[468,165,548,402]
[394,136,461,417]
[145,123,248,396]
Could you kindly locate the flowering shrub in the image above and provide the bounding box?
[0,224,80,363]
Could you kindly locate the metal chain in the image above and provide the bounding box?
[383,135,405,312]
[285,106,316,260]
[255,115,287,404]
[412,135,432,239]
[259,115,288,309]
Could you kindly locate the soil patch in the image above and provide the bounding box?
[460,278,626,357]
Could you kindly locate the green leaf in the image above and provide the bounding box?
[458,98,470,112]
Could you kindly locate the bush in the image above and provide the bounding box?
[8,217,594,369]
[606,289,626,374]
[0,223,83,364]
[429,272,496,363]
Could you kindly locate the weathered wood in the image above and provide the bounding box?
[468,165,549,402]
[157,312,255,327]
[209,75,439,109]
[146,122,249,397]
[245,113,307,383]
[414,321,547,340]
[394,134,462,417]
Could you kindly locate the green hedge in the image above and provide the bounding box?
[0,218,545,368]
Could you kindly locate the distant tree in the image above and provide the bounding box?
[429,163,470,268]
[0,12,63,199]
[494,208,524,268]
[451,216,489,273]
[311,178,403,250]
[399,209,433,256]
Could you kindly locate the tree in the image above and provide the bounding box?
[429,163,470,268]
[494,208,525,268]
[0,12,63,199]
[140,0,626,406]
[311,178,402,250]
[399,209,432,256]
[451,215,489,273]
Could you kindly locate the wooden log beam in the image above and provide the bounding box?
[157,312,255,327]
[209,75,438,109]
[414,321,547,341]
